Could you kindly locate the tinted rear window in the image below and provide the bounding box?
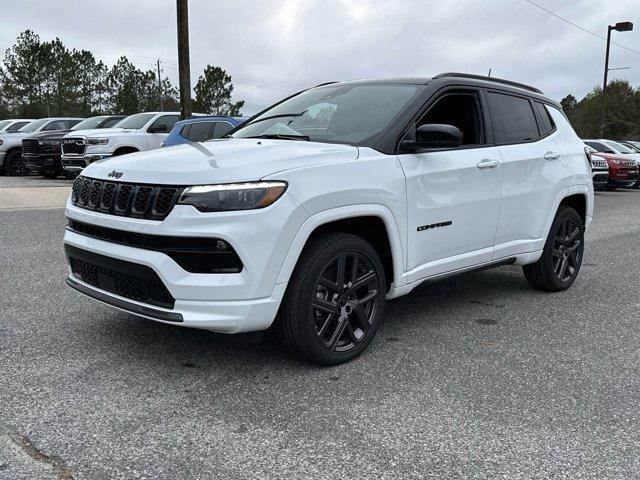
[487,92,539,144]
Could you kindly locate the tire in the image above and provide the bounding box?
[523,206,584,292]
[4,150,28,176]
[276,232,386,366]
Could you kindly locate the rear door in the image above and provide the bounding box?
[487,91,563,258]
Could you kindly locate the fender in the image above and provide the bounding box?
[110,143,141,154]
[544,183,593,238]
[274,204,406,292]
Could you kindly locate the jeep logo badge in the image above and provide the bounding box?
[108,170,123,179]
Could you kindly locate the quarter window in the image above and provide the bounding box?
[487,92,539,144]
[533,102,555,136]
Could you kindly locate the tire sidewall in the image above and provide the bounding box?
[542,207,585,290]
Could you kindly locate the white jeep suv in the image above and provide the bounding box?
[63,73,593,365]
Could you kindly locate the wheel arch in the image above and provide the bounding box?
[275,205,405,293]
[544,185,592,241]
[112,145,140,156]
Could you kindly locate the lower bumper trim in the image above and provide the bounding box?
[66,276,184,323]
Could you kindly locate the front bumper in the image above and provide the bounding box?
[63,193,304,333]
[61,153,111,172]
[24,154,61,172]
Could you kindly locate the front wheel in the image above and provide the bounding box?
[523,206,584,291]
[277,233,386,365]
[4,150,28,176]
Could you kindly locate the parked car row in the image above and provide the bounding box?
[584,138,640,190]
[0,113,244,178]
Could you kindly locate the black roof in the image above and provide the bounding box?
[315,72,546,97]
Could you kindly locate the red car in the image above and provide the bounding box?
[585,146,638,189]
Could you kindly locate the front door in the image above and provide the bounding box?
[398,90,502,282]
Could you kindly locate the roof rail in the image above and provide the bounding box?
[432,72,543,95]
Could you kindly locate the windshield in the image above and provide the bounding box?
[113,113,156,130]
[231,83,421,145]
[72,116,109,131]
[0,120,11,130]
[18,118,49,133]
[604,140,634,154]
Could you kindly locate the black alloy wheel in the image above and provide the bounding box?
[551,215,582,282]
[312,252,380,352]
[5,150,28,176]
[277,233,386,365]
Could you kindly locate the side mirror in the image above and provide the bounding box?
[402,124,462,151]
[148,124,168,133]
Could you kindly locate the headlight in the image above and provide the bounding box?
[40,139,60,146]
[178,181,287,212]
[87,138,109,145]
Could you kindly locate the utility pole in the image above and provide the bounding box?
[601,21,633,137]
[176,0,192,120]
[157,59,163,111]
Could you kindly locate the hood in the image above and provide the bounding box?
[82,138,359,184]
[64,127,131,138]
[27,129,73,140]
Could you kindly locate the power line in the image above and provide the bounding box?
[523,0,640,56]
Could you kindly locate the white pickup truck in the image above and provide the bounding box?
[61,112,192,173]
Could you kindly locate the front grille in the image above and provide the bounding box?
[71,176,183,220]
[591,158,608,168]
[66,244,175,309]
[62,138,86,155]
[22,139,41,156]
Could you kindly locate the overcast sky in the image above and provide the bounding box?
[2,0,639,115]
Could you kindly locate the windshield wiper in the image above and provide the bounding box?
[246,133,310,141]
[243,110,308,127]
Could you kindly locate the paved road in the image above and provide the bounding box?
[1,184,639,479]
[0,175,72,211]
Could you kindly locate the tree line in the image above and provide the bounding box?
[0,30,244,119]
[561,79,640,140]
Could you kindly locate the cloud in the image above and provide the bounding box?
[1,0,638,114]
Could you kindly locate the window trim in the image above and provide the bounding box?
[395,86,494,154]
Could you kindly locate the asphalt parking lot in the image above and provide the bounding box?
[1,176,639,479]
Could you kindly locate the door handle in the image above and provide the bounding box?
[476,159,500,170]
[544,151,561,160]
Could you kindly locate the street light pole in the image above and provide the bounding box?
[600,21,633,137]
[176,0,192,120]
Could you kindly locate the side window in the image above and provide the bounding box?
[6,121,28,132]
[180,124,191,139]
[43,120,67,131]
[213,122,235,138]
[487,92,540,144]
[584,141,614,154]
[533,102,555,136]
[185,122,214,142]
[67,120,82,128]
[418,92,485,146]
[102,118,121,128]
[149,115,180,133]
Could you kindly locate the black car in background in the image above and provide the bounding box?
[22,115,125,178]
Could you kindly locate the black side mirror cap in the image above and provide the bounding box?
[401,123,462,151]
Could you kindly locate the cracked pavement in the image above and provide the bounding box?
[1,176,639,479]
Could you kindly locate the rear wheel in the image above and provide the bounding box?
[277,233,386,365]
[4,150,28,176]
[523,206,584,292]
